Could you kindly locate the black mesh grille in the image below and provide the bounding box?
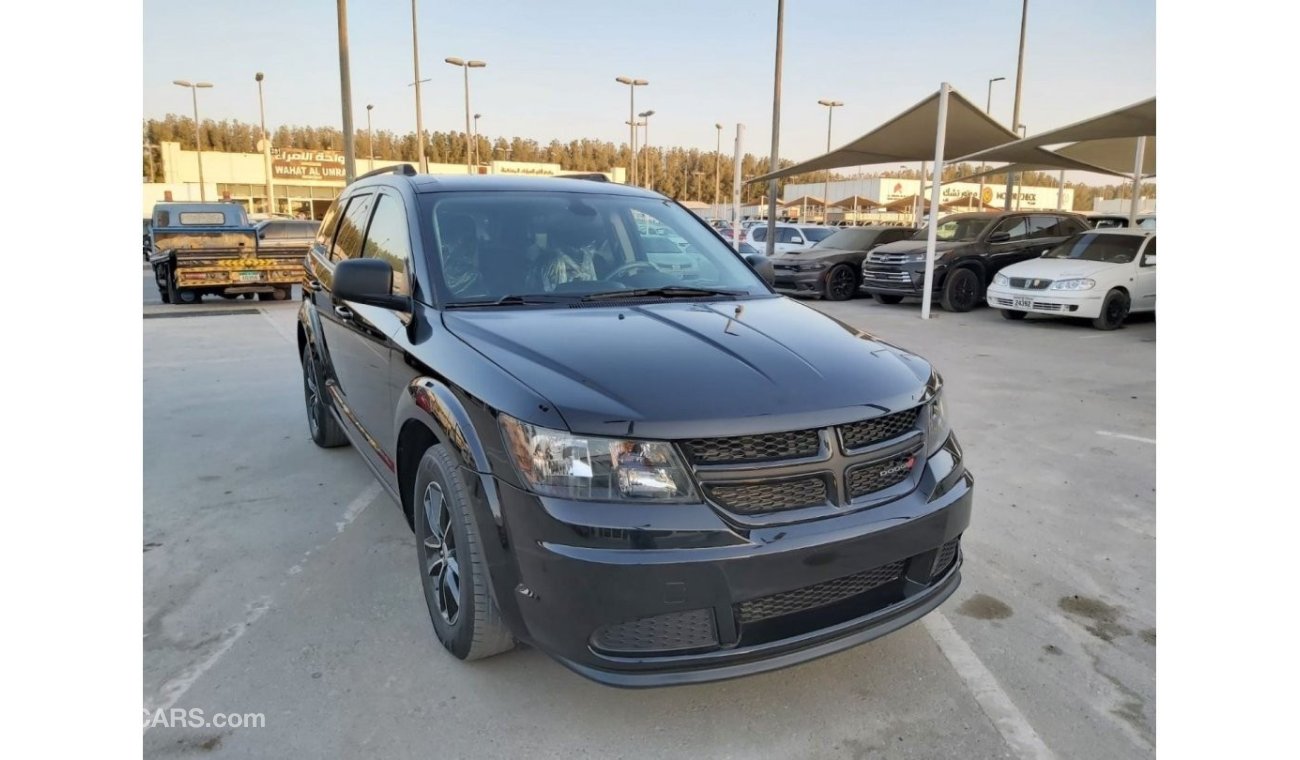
[736,560,906,623]
[1009,277,1052,290]
[707,477,829,514]
[931,537,960,578]
[846,449,919,499]
[839,407,920,450]
[682,429,821,465]
[590,608,718,654]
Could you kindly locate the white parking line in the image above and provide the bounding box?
[259,307,298,346]
[1095,430,1156,445]
[337,482,382,533]
[924,612,1057,760]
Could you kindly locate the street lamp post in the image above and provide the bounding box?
[616,76,648,185]
[366,104,375,172]
[1005,0,1029,210]
[445,57,486,175]
[639,110,655,188]
[817,99,842,223]
[410,0,427,172]
[473,113,481,167]
[765,0,786,257]
[979,76,1004,210]
[713,122,722,221]
[255,72,274,214]
[173,79,214,201]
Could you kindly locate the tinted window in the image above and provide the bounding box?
[816,228,883,249]
[362,195,413,296]
[331,194,374,263]
[749,226,767,243]
[1029,215,1073,239]
[801,228,834,243]
[1043,233,1144,263]
[779,227,803,243]
[316,199,345,247]
[915,216,993,242]
[990,216,1030,241]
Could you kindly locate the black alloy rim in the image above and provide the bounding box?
[829,267,855,299]
[422,481,461,625]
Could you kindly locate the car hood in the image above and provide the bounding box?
[443,297,932,439]
[770,246,861,261]
[868,239,968,257]
[999,257,1121,280]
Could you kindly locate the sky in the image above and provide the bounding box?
[143,0,1155,177]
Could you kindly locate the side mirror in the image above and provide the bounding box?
[744,253,775,286]
[988,231,1011,243]
[790,236,804,244]
[334,258,411,311]
[1141,254,1156,267]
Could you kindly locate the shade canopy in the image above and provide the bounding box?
[749,88,1019,184]
[829,195,884,209]
[880,194,995,214]
[1017,97,1154,148]
[781,195,826,208]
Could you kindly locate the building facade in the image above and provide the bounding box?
[144,142,627,218]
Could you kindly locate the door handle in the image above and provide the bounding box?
[334,304,354,321]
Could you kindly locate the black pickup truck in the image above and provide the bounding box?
[148,203,303,304]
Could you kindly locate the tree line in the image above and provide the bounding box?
[143,114,1153,210]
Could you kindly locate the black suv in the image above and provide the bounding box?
[861,211,1089,311]
[297,167,972,686]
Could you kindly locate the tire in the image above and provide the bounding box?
[823,264,858,301]
[940,268,982,312]
[414,443,515,661]
[165,268,180,305]
[1092,289,1131,331]
[176,288,201,305]
[301,344,349,448]
[272,287,291,301]
[873,293,904,305]
[1000,309,1027,320]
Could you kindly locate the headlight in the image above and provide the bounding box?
[906,253,927,263]
[798,261,827,271]
[1050,278,1095,291]
[499,415,697,502]
[993,272,1009,286]
[923,372,951,455]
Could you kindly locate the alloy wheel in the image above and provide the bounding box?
[422,482,461,625]
[303,350,322,438]
[828,266,856,300]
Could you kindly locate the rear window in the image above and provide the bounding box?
[178,212,226,225]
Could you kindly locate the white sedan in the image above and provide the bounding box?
[986,228,1156,330]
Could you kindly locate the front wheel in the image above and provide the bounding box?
[940,268,982,312]
[414,444,515,661]
[1092,289,1131,330]
[823,264,858,301]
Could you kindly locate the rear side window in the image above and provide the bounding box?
[750,227,767,243]
[1028,215,1072,239]
[331,194,374,263]
[362,195,413,296]
[779,228,802,243]
[991,217,1030,241]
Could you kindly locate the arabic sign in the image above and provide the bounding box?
[272,148,347,181]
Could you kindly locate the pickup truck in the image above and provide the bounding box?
[148,202,302,304]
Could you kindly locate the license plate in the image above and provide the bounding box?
[238,272,263,282]
[1013,296,1034,309]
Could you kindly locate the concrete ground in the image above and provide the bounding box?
[143,270,1155,759]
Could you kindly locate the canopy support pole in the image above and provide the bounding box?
[731,124,744,248]
[921,83,950,321]
[1057,169,1065,210]
[1128,136,1146,225]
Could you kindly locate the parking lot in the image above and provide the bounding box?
[143,268,1155,758]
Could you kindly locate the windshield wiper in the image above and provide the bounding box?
[579,286,748,302]
[445,293,579,309]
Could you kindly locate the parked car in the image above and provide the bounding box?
[860,211,1090,312]
[142,217,153,261]
[1086,212,1156,230]
[748,223,837,254]
[298,168,971,686]
[771,226,915,301]
[986,228,1155,330]
[148,202,302,304]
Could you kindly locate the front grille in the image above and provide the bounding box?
[993,297,1013,307]
[931,537,961,578]
[1032,301,1064,312]
[707,476,829,514]
[683,429,821,465]
[839,407,920,450]
[1009,277,1052,290]
[736,560,906,623]
[590,608,718,654]
[862,269,911,282]
[846,449,919,499]
[867,252,915,264]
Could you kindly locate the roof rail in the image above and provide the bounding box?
[557,173,609,182]
[353,163,418,182]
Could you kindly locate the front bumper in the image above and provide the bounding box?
[487,450,972,687]
[986,283,1104,318]
[772,267,826,296]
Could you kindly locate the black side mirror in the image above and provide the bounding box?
[988,231,1011,243]
[744,253,775,286]
[334,259,411,311]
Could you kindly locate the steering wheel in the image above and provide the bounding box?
[606,260,659,280]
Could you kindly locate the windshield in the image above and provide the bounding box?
[802,228,835,243]
[816,228,880,249]
[911,217,992,242]
[1043,233,1145,263]
[418,192,769,304]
